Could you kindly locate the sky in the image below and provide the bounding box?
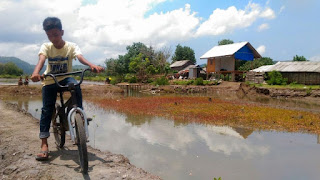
[0,0,319,66]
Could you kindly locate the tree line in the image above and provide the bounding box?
[0,62,23,76]
[104,42,196,83]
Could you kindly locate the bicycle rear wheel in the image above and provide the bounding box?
[52,103,65,148]
[75,112,88,174]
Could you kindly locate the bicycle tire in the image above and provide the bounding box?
[52,103,65,148]
[75,112,88,174]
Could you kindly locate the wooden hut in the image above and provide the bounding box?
[200,42,261,81]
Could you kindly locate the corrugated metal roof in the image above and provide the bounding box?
[251,65,274,72]
[251,61,320,72]
[200,41,261,59]
[178,65,199,73]
[170,60,192,68]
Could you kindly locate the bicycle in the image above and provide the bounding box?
[45,69,91,174]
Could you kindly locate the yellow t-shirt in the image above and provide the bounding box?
[38,41,82,86]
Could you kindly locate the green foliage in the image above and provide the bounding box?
[0,62,23,76]
[194,77,204,85]
[306,87,312,96]
[293,55,307,61]
[124,74,137,83]
[105,42,171,78]
[238,57,274,71]
[266,70,287,85]
[171,44,196,64]
[153,76,169,85]
[213,177,222,180]
[218,39,234,45]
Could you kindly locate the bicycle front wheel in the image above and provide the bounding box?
[52,103,65,148]
[75,112,88,174]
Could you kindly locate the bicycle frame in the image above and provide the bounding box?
[46,69,90,143]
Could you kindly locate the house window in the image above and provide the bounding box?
[210,59,213,65]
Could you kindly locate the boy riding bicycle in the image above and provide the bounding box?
[31,17,104,161]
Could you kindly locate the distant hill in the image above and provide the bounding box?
[0,56,90,75]
[73,64,89,70]
[0,56,37,75]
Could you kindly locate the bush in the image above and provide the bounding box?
[194,77,204,85]
[124,74,137,83]
[154,76,169,85]
[266,70,287,85]
[129,76,137,83]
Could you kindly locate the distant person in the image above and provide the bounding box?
[31,17,104,161]
[18,76,23,86]
[105,77,111,84]
[24,75,29,86]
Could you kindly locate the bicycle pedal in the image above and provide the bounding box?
[87,118,92,122]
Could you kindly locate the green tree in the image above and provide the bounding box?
[0,62,23,76]
[172,44,196,64]
[218,39,234,45]
[129,53,154,81]
[105,42,172,80]
[293,55,307,61]
[238,57,274,71]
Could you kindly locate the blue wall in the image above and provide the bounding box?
[234,45,254,61]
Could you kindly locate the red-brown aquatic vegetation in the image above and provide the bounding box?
[90,96,320,134]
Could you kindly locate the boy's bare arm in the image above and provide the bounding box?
[31,54,46,82]
[77,54,104,73]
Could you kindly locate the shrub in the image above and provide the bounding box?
[129,76,137,83]
[194,77,204,85]
[124,74,137,83]
[154,76,169,85]
[266,71,287,85]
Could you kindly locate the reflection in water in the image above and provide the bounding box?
[6,97,320,180]
[82,102,320,180]
[17,99,29,112]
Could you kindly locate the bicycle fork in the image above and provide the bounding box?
[67,108,89,144]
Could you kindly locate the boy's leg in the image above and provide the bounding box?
[37,83,57,159]
[60,77,83,108]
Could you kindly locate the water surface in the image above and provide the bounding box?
[6,96,320,180]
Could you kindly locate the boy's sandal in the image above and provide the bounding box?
[35,151,49,161]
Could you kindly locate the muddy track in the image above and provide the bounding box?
[0,101,161,180]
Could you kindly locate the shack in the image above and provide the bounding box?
[170,60,194,72]
[200,42,261,81]
[249,61,320,85]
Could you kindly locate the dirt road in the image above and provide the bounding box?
[0,101,161,180]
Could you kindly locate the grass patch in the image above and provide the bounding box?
[248,82,320,90]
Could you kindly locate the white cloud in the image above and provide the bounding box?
[195,2,276,37]
[257,45,266,55]
[279,5,286,14]
[258,23,270,31]
[0,42,40,64]
[0,0,276,65]
[260,8,276,19]
[310,55,320,61]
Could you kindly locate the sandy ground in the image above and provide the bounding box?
[0,101,161,180]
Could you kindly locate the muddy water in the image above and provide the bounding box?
[5,96,320,180]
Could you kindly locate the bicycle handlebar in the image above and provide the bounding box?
[44,68,91,88]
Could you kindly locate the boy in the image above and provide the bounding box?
[31,17,103,161]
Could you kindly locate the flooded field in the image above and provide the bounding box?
[4,93,320,180]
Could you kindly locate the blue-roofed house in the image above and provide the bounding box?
[200,42,261,81]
